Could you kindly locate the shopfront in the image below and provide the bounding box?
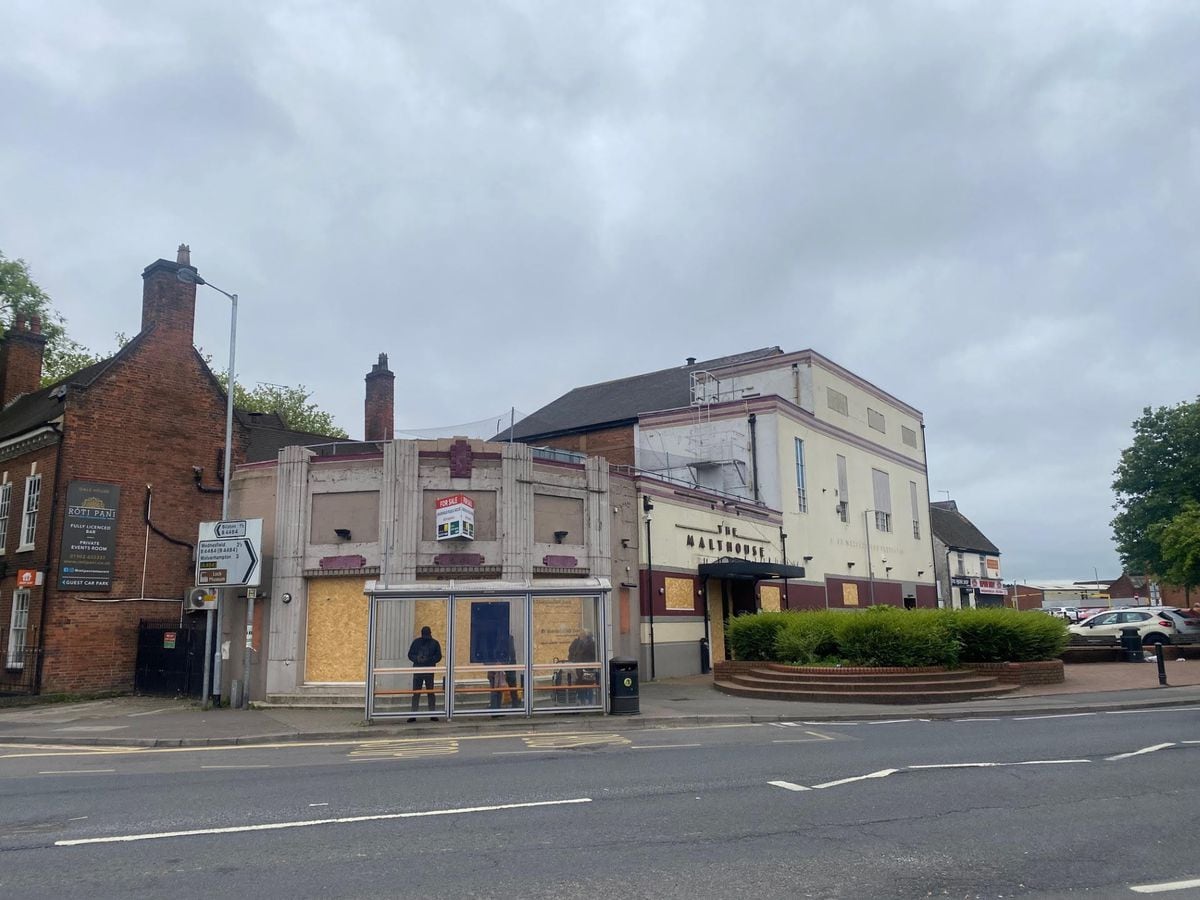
[366,580,609,720]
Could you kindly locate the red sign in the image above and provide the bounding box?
[435,493,474,510]
[16,569,38,588]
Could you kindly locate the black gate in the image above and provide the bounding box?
[134,617,206,697]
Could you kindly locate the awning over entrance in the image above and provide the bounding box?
[698,557,806,581]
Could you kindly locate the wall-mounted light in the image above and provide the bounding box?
[621,538,630,549]
[803,555,814,563]
[334,528,352,541]
[885,566,893,577]
[280,592,293,605]
[554,530,569,544]
[642,495,654,514]
[917,570,925,577]
[847,562,855,570]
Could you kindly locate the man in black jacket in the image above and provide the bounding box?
[407,626,443,719]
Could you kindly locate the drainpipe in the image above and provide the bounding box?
[34,424,67,695]
[779,528,789,609]
[747,413,760,502]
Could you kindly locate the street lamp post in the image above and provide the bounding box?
[177,266,237,708]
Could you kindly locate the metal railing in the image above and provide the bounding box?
[0,647,41,695]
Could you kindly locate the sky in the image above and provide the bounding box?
[1,1,1197,582]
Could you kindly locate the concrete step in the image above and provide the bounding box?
[260,693,363,708]
[728,673,1011,694]
[754,666,984,684]
[713,680,1021,704]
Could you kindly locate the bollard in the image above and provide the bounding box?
[1158,651,1168,686]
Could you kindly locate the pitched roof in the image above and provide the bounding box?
[929,500,1000,554]
[0,331,150,443]
[506,347,785,440]
[236,410,344,462]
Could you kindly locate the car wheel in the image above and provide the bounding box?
[1143,633,1167,647]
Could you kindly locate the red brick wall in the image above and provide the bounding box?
[36,332,238,693]
[363,355,394,442]
[963,660,1064,685]
[0,318,48,407]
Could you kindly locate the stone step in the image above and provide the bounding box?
[754,666,982,684]
[260,693,363,708]
[713,680,1021,704]
[729,673,1010,694]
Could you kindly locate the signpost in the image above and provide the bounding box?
[196,519,262,588]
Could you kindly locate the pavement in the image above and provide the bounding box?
[3,658,1200,748]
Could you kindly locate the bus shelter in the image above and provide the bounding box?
[366,579,610,721]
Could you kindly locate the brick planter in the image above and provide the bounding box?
[962,660,1064,686]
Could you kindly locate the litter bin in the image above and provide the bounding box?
[1120,626,1144,662]
[609,656,639,715]
[699,637,711,675]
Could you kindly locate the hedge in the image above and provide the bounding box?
[725,607,1068,667]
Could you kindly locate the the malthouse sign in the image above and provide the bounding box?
[59,481,120,590]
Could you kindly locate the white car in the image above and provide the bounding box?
[1068,607,1200,646]
[1044,606,1082,623]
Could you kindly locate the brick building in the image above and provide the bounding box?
[0,246,330,695]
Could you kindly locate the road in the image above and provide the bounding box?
[3,706,1200,899]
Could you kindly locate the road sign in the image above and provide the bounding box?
[196,519,263,587]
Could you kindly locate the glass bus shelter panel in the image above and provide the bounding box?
[451,596,527,716]
[530,595,603,711]
[369,597,448,719]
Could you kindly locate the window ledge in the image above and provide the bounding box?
[15,544,35,553]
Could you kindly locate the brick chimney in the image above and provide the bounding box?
[0,315,49,406]
[364,352,394,442]
[140,244,197,341]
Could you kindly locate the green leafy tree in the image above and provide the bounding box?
[201,352,347,438]
[1152,501,1200,598]
[1111,399,1200,576]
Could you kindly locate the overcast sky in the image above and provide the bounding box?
[2,1,1197,581]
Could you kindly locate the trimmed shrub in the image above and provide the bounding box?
[837,611,959,667]
[943,608,1069,662]
[726,610,794,661]
[775,612,846,664]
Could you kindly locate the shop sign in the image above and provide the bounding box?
[435,494,475,541]
[17,569,41,588]
[163,632,177,649]
[977,578,1006,595]
[950,575,973,588]
[59,481,120,591]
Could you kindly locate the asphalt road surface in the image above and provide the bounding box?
[3,706,1200,899]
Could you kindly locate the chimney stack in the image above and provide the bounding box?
[686,357,696,366]
[364,352,394,442]
[140,244,197,341]
[0,314,49,406]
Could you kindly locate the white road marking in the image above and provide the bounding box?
[1130,876,1200,893]
[812,769,898,789]
[1008,759,1091,766]
[308,803,329,807]
[953,717,1001,722]
[768,780,811,792]
[38,769,116,775]
[200,764,272,770]
[53,726,128,733]
[126,707,176,717]
[860,718,929,725]
[1107,743,1176,761]
[909,762,998,769]
[631,743,702,750]
[1108,707,1200,716]
[68,816,88,821]
[1012,713,1097,721]
[771,730,837,744]
[54,797,593,846]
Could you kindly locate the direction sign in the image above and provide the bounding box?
[196,519,263,587]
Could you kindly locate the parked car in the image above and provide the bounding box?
[1044,606,1082,622]
[1068,607,1200,646]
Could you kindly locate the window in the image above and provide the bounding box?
[871,468,892,532]
[909,481,920,539]
[836,455,849,523]
[979,554,987,576]
[956,552,965,576]
[902,426,918,448]
[867,408,886,433]
[0,481,10,555]
[18,475,41,550]
[6,589,30,668]
[794,438,807,513]
[827,387,849,416]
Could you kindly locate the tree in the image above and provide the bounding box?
[201,352,347,438]
[1111,399,1200,577]
[1153,501,1200,599]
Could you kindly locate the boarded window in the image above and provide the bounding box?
[827,387,849,416]
[867,408,886,433]
[310,491,380,544]
[902,425,918,448]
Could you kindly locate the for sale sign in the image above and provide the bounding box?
[435,494,475,541]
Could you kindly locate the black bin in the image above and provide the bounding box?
[609,656,639,715]
[1120,626,1144,662]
